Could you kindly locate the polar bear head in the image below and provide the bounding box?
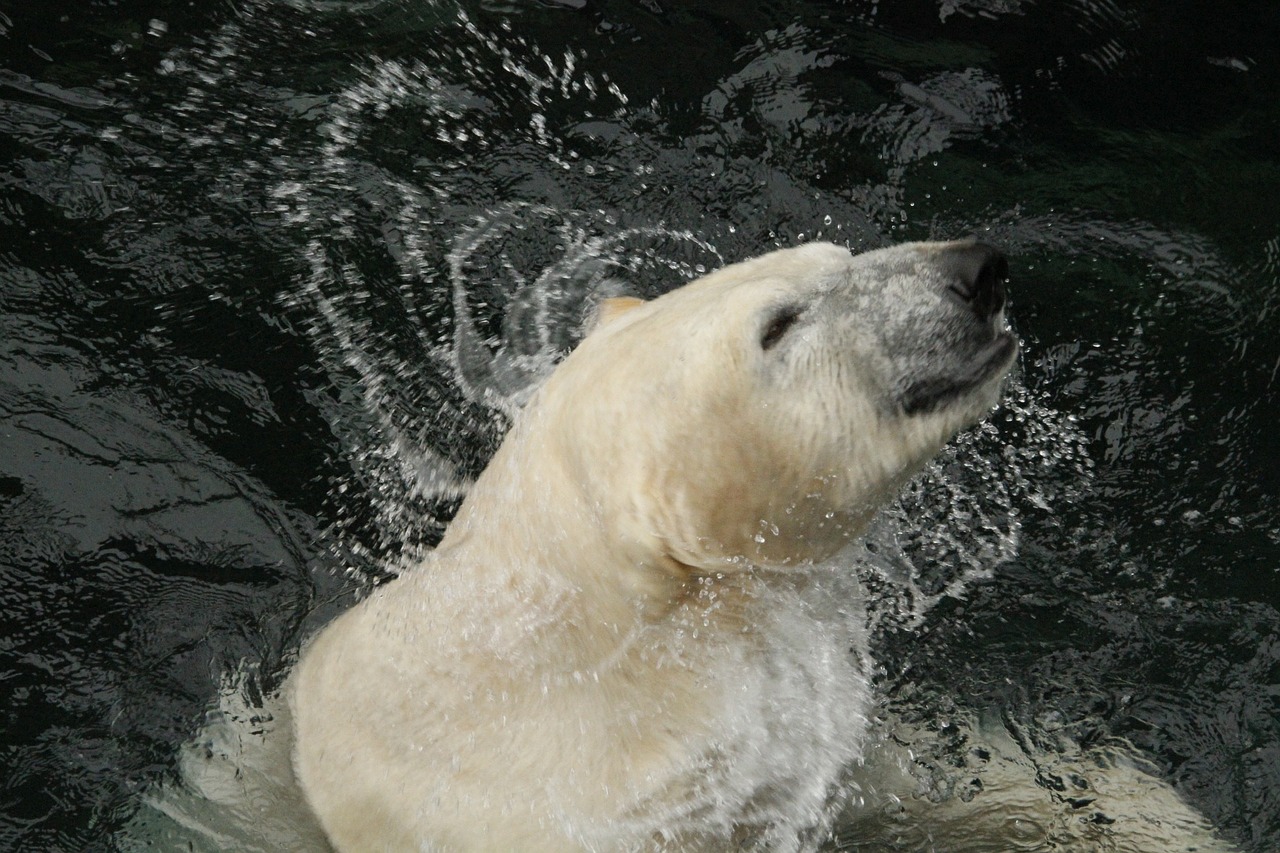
[452,240,1016,591]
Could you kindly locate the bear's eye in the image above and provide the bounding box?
[760,306,803,351]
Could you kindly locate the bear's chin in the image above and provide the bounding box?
[898,330,1018,415]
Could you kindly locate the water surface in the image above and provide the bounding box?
[1,0,1277,849]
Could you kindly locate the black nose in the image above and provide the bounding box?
[941,242,1007,321]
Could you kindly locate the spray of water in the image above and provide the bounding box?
[855,379,1094,634]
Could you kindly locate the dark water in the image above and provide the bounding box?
[1,0,1277,850]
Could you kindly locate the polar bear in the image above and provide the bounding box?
[289,239,1022,851]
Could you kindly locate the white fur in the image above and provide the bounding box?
[290,241,1019,851]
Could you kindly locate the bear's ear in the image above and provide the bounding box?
[590,295,647,331]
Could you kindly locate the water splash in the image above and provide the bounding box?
[445,203,722,416]
[856,377,1094,633]
[261,34,646,561]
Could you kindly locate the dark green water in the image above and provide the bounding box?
[1,0,1277,850]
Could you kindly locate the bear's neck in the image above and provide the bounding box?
[396,429,754,675]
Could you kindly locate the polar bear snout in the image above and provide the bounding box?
[873,240,1017,417]
[939,241,1008,323]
